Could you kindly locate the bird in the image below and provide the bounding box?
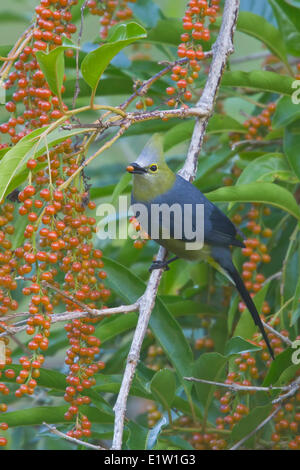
[126,135,274,359]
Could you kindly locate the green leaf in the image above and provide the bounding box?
[269,0,300,56]
[111,173,131,206]
[0,148,9,161]
[192,352,227,415]
[95,313,137,343]
[63,76,135,98]
[284,120,300,180]
[222,70,295,96]
[291,277,300,326]
[81,22,147,92]
[149,369,176,410]
[195,147,242,181]
[234,282,270,340]
[146,18,183,45]
[273,96,300,128]
[205,182,300,221]
[224,336,262,357]
[35,38,78,97]
[1,364,110,409]
[263,348,296,386]
[11,210,28,250]
[236,153,296,185]
[103,257,194,382]
[236,11,289,67]
[163,121,194,151]
[164,297,217,317]
[1,405,113,428]
[127,421,148,450]
[230,405,273,448]
[0,126,88,201]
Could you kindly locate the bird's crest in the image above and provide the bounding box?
[135,134,165,168]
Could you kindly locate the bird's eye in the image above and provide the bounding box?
[149,164,158,172]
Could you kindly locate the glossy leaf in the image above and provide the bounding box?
[284,120,300,180]
[273,96,300,128]
[111,173,131,206]
[95,313,137,344]
[196,147,243,181]
[222,70,294,96]
[146,18,183,45]
[230,405,273,448]
[103,257,194,381]
[163,115,245,151]
[263,348,296,386]
[1,364,110,409]
[236,153,296,185]
[224,336,262,357]
[1,405,113,428]
[234,282,270,340]
[35,38,78,97]
[127,421,148,450]
[81,22,147,92]
[192,352,228,415]
[206,182,300,221]
[237,11,289,66]
[0,126,88,201]
[269,0,300,56]
[149,369,176,410]
[291,277,300,326]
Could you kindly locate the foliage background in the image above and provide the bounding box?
[0,0,299,451]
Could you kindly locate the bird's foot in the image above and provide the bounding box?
[149,260,170,273]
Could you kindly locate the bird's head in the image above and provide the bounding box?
[126,135,175,201]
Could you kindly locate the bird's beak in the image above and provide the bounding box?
[126,162,147,174]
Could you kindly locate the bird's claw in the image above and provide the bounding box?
[149,260,170,273]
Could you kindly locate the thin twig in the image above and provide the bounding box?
[272,378,300,404]
[183,377,289,393]
[0,323,29,353]
[0,302,140,338]
[231,139,281,150]
[262,320,293,346]
[229,406,281,450]
[43,422,106,450]
[120,52,212,110]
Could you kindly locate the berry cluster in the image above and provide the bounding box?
[165,0,220,107]
[34,0,78,53]
[86,0,136,39]
[0,0,113,444]
[216,363,300,449]
[64,318,104,439]
[272,390,300,450]
[0,1,78,147]
[230,102,277,144]
[129,216,149,250]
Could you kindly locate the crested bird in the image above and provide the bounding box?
[126,135,274,359]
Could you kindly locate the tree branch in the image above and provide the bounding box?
[43,422,106,450]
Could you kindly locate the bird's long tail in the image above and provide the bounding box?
[224,263,274,360]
